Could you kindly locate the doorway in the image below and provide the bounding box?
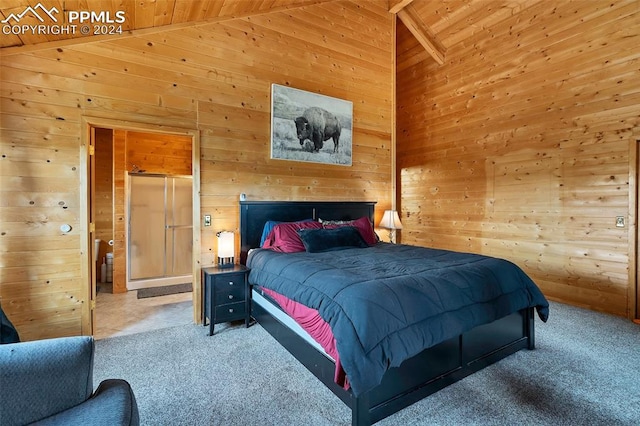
[127,174,193,290]
[81,117,201,336]
[635,137,640,323]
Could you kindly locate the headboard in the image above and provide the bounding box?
[239,201,376,264]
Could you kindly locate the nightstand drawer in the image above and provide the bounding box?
[215,302,246,321]
[217,287,245,303]
[214,274,245,291]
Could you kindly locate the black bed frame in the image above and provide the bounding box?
[240,201,535,426]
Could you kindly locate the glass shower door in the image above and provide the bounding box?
[128,175,193,283]
[166,177,193,277]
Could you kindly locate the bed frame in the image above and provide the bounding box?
[240,201,535,426]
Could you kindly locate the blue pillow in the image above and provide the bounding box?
[260,220,281,247]
[297,226,368,253]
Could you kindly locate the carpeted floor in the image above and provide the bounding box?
[94,301,640,425]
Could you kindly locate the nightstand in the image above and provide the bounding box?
[202,265,250,336]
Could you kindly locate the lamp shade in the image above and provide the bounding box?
[379,210,403,230]
[217,231,234,257]
[217,231,235,268]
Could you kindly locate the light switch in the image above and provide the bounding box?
[204,215,211,227]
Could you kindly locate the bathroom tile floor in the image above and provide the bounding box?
[94,287,194,340]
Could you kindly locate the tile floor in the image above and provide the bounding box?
[94,286,194,340]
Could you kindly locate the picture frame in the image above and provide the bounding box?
[270,84,353,166]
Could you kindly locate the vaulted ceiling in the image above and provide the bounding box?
[1,0,547,64]
[0,0,333,48]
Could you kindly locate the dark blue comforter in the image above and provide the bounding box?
[247,243,549,396]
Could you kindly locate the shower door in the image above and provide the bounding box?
[128,174,193,287]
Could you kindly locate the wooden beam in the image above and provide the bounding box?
[388,0,414,14]
[397,4,445,65]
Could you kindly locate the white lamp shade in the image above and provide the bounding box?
[217,231,235,258]
[379,210,403,230]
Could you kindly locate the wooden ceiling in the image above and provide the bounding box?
[0,0,334,48]
[1,0,546,65]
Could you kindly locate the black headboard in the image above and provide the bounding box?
[239,201,376,264]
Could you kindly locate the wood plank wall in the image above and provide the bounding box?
[125,131,192,176]
[0,1,393,340]
[396,1,640,318]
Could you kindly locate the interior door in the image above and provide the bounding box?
[88,127,97,334]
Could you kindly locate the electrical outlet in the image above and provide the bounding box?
[204,214,211,227]
[615,216,625,228]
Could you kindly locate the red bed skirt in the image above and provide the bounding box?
[260,287,350,390]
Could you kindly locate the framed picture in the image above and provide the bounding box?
[270,84,353,166]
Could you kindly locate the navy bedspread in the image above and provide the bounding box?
[247,243,549,396]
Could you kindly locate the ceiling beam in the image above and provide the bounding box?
[388,0,414,14]
[395,4,445,65]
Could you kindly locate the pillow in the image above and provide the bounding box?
[260,219,314,247]
[260,221,281,247]
[298,227,368,253]
[321,216,378,246]
[262,220,323,253]
[319,218,351,226]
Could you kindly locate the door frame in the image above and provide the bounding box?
[80,116,201,335]
[630,130,639,322]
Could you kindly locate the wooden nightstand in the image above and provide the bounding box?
[202,265,250,336]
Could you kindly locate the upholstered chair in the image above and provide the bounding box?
[0,335,139,426]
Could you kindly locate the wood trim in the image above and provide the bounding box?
[191,126,202,325]
[391,15,397,213]
[80,116,202,332]
[79,120,91,335]
[632,129,640,321]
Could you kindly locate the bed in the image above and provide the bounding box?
[240,200,549,426]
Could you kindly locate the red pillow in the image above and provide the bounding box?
[262,221,323,253]
[323,216,378,246]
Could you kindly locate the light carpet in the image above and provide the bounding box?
[94,301,640,425]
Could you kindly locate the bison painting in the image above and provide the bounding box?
[294,107,341,153]
[271,84,352,166]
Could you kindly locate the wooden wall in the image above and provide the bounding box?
[125,131,192,176]
[396,1,640,318]
[0,1,394,340]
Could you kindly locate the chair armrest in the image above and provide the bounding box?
[0,304,20,343]
[31,379,140,426]
[0,336,94,425]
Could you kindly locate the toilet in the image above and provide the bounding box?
[94,239,101,262]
